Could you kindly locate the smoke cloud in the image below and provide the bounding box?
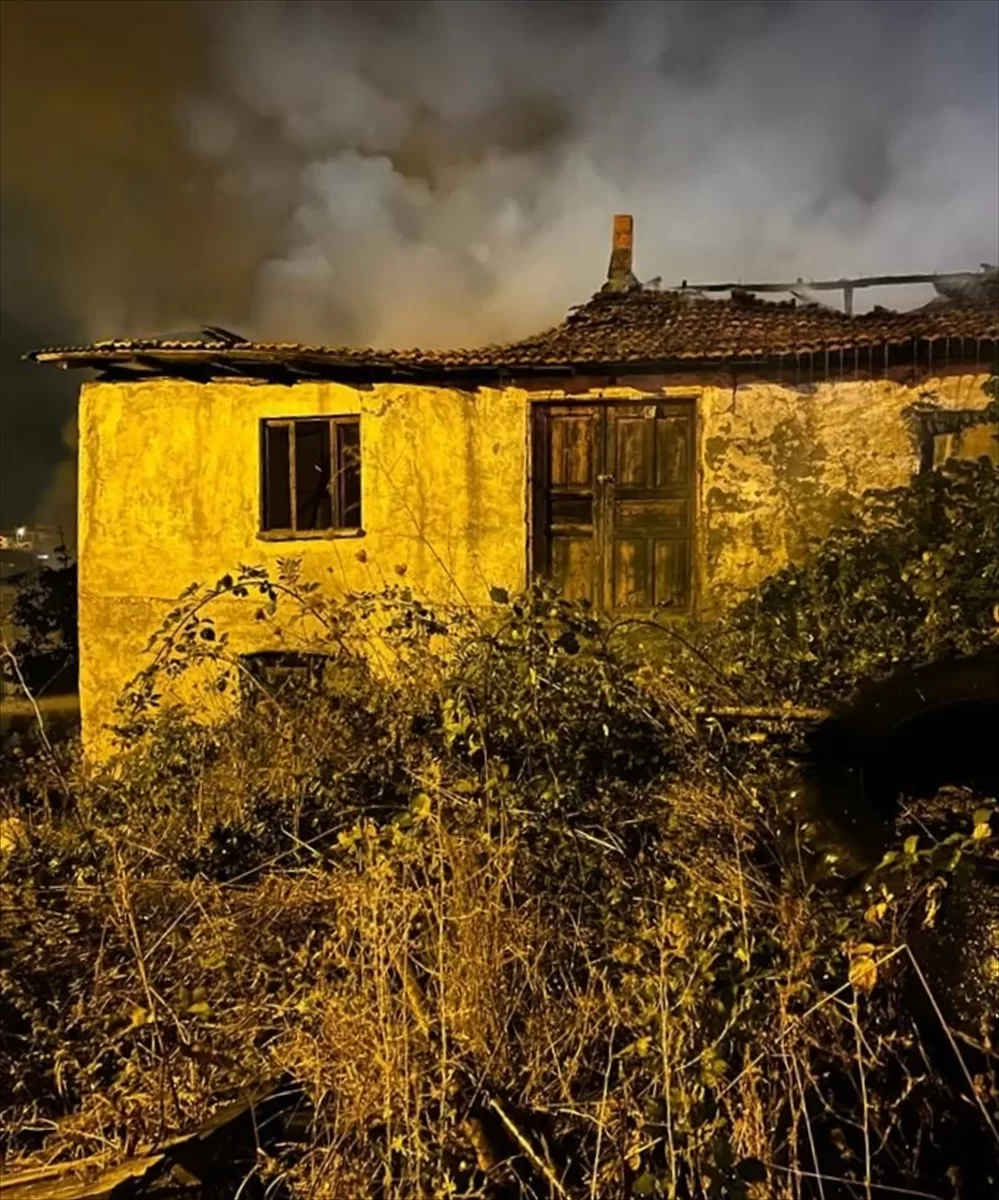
[184,0,999,347]
[1,0,997,527]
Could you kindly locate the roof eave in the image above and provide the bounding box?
[25,328,998,382]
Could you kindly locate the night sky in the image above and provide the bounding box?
[1,0,997,536]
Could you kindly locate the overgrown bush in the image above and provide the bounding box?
[702,455,999,707]
[1,547,77,696]
[2,443,997,1198]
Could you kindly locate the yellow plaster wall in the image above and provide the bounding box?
[78,378,529,754]
[697,371,995,608]
[77,368,995,756]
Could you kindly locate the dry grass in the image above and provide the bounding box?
[2,567,996,1198]
[5,747,956,1200]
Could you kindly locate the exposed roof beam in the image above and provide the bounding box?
[673,269,995,295]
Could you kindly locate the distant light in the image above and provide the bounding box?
[37,554,49,560]
[16,526,26,538]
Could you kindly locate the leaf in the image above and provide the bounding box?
[185,1000,212,1018]
[971,822,992,841]
[130,1005,148,1028]
[972,807,994,827]
[556,630,580,655]
[489,586,510,605]
[849,956,878,993]
[412,793,433,820]
[903,835,919,857]
[632,1173,659,1197]
[337,827,361,850]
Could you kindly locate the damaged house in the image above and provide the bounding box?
[30,217,999,755]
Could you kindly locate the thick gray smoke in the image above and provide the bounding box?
[183,0,999,348]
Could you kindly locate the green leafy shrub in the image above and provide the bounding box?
[704,455,998,706]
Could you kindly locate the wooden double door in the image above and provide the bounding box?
[531,401,695,613]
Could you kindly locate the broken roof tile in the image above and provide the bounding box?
[28,287,998,380]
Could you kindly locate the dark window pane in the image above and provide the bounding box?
[337,421,362,527]
[263,424,291,530]
[294,420,332,530]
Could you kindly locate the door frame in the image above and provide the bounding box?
[527,395,700,615]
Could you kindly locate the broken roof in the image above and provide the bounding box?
[27,290,997,382]
[27,233,999,382]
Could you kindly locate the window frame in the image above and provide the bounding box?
[239,650,330,709]
[259,415,363,540]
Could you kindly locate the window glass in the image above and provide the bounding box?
[263,424,291,530]
[338,421,362,528]
[294,420,332,530]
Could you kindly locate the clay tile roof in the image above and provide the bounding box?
[485,286,999,365]
[27,284,998,380]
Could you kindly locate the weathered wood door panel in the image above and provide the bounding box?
[604,403,693,611]
[533,406,602,603]
[532,402,694,612]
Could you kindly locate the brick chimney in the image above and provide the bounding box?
[602,214,640,293]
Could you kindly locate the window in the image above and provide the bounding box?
[239,651,329,708]
[261,417,361,535]
[931,425,999,468]
[913,403,999,474]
